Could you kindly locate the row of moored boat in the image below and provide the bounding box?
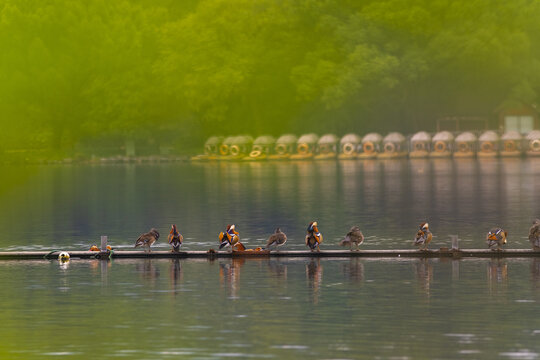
[191,130,540,161]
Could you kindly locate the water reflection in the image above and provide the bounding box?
[478,160,501,223]
[454,159,478,226]
[432,159,454,220]
[487,259,508,295]
[361,160,381,217]
[2,159,540,252]
[1,258,540,358]
[135,259,161,285]
[169,259,183,293]
[531,258,540,290]
[267,259,287,281]
[409,159,431,217]
[340,258,364,284]
[219,258,245,298]
[340,160,361,214]
[413,258,433,297]
[306,258,323,304]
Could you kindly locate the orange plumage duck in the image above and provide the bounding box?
[168,224,184,252]
[305,221,323,252]
[219,224,240,251]
[486,227,507,251]
[413,222,432,251]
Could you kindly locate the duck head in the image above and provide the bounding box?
[275,227,281,233]
[420,222,429,231]
[171,224,178,235]
[488,228,504,241]
[150,228,160,239]
[307,221,319,233]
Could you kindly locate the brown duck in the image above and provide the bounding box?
[265,228,287,251]
[340,226,364,251]
[134,228,160,253]
[529,219,540,250]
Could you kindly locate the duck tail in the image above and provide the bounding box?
[219,241,229,250]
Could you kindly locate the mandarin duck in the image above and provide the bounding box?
[305,221,323,252]
[413,222,432,251]
[265,228,287,251]
[134,228,160,253]
[340,226,364,251]
[168,224,184,252]
[486,227,507,251]
[529,219,540,251]
[219,224,240,251]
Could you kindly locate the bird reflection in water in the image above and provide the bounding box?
[267,259,287,281]
[306,258,323,304]
[340,258,364,283]
[531,258,540,290]
[487,259,508,295]
[135,259,160,285]
[169,259,183,295]
[219,258,245,298]
[413,258,433,297]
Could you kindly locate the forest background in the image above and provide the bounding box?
[1,0,539,158]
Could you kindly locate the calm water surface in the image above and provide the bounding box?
[0,159,539,359]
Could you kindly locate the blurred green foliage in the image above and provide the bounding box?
[1,0,539,156]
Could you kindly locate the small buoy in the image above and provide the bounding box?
[58,252,70,262]
[90,245,111,251]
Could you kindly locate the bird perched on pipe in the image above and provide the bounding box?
[219,224,240,251]
[265,228,287,251]
[340,226,364,251]
[168,224,183,252]
[305,221,323,252]
[134,228,160,253]
[413,222,432,251]
[528,219,540,251]
[486,227,507,251]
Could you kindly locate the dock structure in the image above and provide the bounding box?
[0,249,539,260]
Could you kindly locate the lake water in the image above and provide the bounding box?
[0,159,539,359]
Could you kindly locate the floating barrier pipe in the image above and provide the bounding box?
[1,249,539,260]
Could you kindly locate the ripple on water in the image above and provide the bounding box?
[444,333,477,344]
[212,353,275,358]
[499,350,539,359]
[42,352,82,356]
[270,345,309,350]
[459,350,481,355]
